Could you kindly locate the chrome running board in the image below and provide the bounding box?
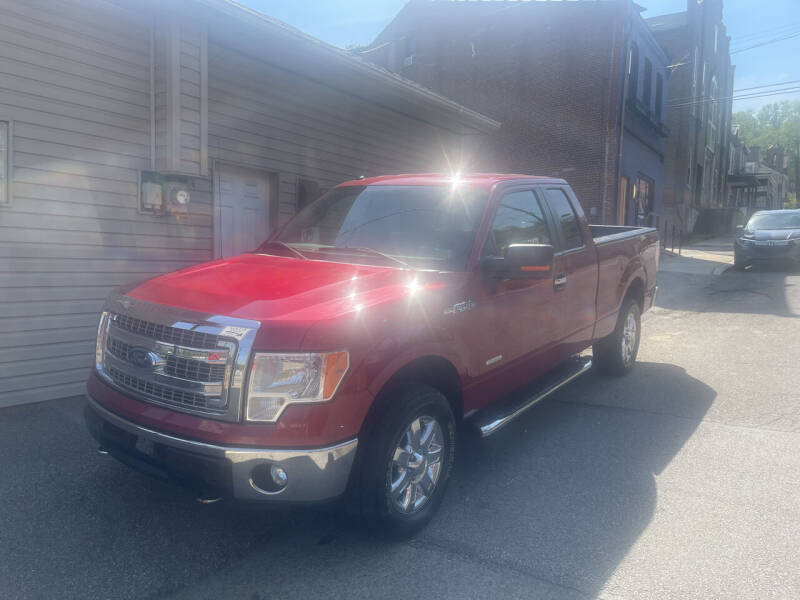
[472,356,593,437]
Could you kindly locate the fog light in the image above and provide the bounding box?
[270,465,288,488]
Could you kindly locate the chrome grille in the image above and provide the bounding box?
[97,293,259,423]
[100,311,239,418]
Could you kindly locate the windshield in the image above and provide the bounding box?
[746,212,800,231]
[266,185,488,270]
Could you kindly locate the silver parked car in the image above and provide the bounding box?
[734,209,800,271]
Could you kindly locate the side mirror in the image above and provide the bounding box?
[735,224,744,231]
[483,244,555,280]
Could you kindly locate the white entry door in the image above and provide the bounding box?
[214,165,271,258]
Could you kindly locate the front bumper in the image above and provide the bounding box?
[85,396,358,503]
[736,241,800,262]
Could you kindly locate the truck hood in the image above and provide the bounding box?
[126,253,438,322]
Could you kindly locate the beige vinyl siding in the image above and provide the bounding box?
[0,0,212,407]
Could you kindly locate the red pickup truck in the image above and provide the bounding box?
[86,173,658,535]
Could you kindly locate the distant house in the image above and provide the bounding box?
[362,0,670,227]
[727,132,790,213]
[0,0,498,408]
[647,0,734,233]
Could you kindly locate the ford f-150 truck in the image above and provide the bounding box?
[86,173,658,536]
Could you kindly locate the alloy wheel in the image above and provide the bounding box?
[388,415,444,514]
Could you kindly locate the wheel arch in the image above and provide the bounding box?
[624,276,645,310]
[365,355,464,431]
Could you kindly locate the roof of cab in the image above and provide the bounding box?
[336,173,567,189]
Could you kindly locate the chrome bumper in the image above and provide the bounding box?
[86,397,358,503]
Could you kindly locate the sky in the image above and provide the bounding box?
[241,0,800,114]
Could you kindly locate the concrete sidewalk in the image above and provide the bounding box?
[659,234,734,276]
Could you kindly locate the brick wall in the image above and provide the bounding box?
[368,1,627,223]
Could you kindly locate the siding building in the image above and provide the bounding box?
[362,0,670,226]
[0,0,498,407]
[647,0,734,234]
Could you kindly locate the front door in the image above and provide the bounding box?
[460,188,561,412]
[214,165,271,258]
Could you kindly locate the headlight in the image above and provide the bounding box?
[246,351,349,422]
[95,311,111,372]
[739,237,754,246]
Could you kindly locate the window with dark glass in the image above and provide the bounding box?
[655,73,663,122]
[543,188,583,250]
[634,176,654,224]
[628,43,639,100]
[643,58,653,108]
[485,190,551,257]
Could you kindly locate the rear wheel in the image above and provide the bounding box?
[593,298,641,376]
[353,384,456,538]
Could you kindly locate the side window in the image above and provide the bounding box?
[543,188,583,250]
[485,190,551,257]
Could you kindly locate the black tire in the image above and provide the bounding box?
[352,384,456,539]
[593,298,641,376]
[733,250,747,271]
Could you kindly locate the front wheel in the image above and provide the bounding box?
[593,298,641,376]
[734,250,747,271]
[353,384,456,538]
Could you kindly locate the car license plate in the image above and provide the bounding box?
[135,436,157,458]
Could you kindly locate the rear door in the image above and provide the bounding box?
[539,186,599,358]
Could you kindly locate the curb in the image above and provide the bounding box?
[712,264,732,276]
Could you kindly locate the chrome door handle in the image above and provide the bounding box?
[554,273,567,290]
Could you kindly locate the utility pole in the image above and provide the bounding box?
[795,137,799,206]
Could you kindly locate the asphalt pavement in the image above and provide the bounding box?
[2,248,799,600]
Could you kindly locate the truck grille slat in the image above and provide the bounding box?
[112,313,220,349]
[107,365,223,413]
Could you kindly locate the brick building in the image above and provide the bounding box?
[362,0,670,225]
[648,0,734,233]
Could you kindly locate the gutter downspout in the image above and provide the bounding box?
[150,16,156,170]
[613,2,632,226]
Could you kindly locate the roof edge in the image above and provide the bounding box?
[193,0,501,134]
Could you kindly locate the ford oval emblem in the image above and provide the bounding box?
[129,347,156,368]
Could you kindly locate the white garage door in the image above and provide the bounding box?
[214,165,271,258]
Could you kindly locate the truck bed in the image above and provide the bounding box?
[590,224,660,341]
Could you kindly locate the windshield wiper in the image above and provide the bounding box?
[255,241,308,260]
[317,246,412,269]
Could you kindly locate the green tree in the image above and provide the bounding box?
[733,100,800,206]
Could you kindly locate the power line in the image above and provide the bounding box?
[668,85,800,108]
[667,79,800,105]
[668,87,800,110]
[732,22,800,44]
[734,79,800,93]
[731,30,800,54]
